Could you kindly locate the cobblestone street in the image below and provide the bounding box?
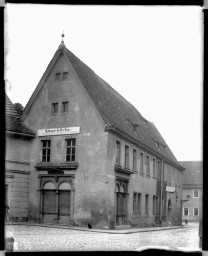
[5,222,200,251]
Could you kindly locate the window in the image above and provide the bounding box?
[194,208,199,216]
[116,141,121,165]
[63,72,69,80]
[5,185,9,207]
[146,155,150,176]
[41,140,51,162]
[124,145,129,168]
[133,149,137,171]
[66,138,76,162]
[52,102,58,114]
[59,182,71,215]
[145,194,149,215]
[184,208,189,216]
[157,160,160,179]
[153,196,156,215]
[43,182,56,213]
[153,158,156,178]
[193,190,199,198]
[140,152,144,173]
[133,193,141,216]
[55,72,61,81]
[62,101,69,113]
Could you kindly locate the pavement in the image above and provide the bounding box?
[5,221,186,234]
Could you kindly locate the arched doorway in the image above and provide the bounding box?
[116,180,128,225]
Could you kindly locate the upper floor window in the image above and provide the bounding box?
[133,149,137,171]
[157,160,160,179]
[63,72,69,80]
[193,190,199,198]
[140,152,144,173]
[55,72,61,81]
[52,102,58,114]
[124,145,129,168]
[194,208,199,216]
[184,207,189,216]
[115,141,121,165]
[66,138,76,162]
[62,101,69,113]
[146,155,150,176]
[41,140,51,162]
[153,158,156,178]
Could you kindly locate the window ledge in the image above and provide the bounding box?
[140,172,145,177]
[35,162,79,170]
[114,165,133,175]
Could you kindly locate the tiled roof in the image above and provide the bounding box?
[64,48,180,166]
[6,94,35,136]
[179,161,203,186]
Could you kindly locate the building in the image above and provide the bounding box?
[5,94,35,221]
[180,161,203,222]
[20,38,184,228]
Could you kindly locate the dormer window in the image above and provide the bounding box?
[63,72,69,80]
[55,73,61,81]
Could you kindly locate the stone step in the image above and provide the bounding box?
[114,225,132,230]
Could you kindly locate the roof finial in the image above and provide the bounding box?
[61,31,65,43]
[59,31,66,49]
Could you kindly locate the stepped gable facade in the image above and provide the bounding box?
[21,41,184,228]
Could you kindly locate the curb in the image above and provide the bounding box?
[5,222,186,234]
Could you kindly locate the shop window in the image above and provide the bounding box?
[59,182,71,215]
[133,149,137,171]
[63,72,69,80]
[116,141,121,165]
[52,102,58,114]
[41,140,51,162]
[184,208,189,216]
[55,72,61,81]
[194,208,199,216]
[193,190,199,198]
[43,182,56,213]
[62,101,69,113]
[146,155,150,176]
[140,152,144,173]
[124,145,129,168]
[66,138,76,162]
[145,194,149,215]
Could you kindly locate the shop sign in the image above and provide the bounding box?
[38,127,80,136]
[166,186,175,193]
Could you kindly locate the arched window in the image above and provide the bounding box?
[58,182,71,215]
[43,182,56,213]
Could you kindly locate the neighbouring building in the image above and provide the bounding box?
[20,37,184,228]
[5,94,35,221]
[180,161,203,222]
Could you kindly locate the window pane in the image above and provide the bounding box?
[71,155,75,161]
[59,191,70,214]
[43,190,56,213]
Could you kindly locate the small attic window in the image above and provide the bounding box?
[63,72,69,80]
[55,73,61,81]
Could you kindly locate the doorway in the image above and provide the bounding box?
[115,179,128,225]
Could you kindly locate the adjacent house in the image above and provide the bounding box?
[19,38,184,228]
[180,161,203,222]
[5,94,35,221]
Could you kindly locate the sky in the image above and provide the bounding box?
[5,4,203,161]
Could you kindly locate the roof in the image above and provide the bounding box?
[180,161,203,186]
[22,44,184,169]
[6,94,35,136]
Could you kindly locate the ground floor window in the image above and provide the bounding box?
[193,208,199,216]
[153,196,156,215]
[183,207,189,216]
[145,194,149,215]
[133,193,141,216]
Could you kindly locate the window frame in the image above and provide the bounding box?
[62,71,69,80]
[133,149,137,172]
[124,145,129,169]
[193,189,199,198]
[193,208,199,216]
[183,207,189,216]
[140,152,144,173]
[62,101,69,113]
[145,194,149,215]
[115,140,121,165]
[153,158,156,178]
[55,72,61,81]
[146,155,150,176]
[51,102,58,114]
[41,139,51,163]
[65,138,76,162]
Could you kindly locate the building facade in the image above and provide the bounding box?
[20,40,184,228]
[180,161,202,222]
[5,94,35,221]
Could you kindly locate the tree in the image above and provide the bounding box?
[14,103,24,117]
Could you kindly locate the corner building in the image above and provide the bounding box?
[21,40,184,228]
